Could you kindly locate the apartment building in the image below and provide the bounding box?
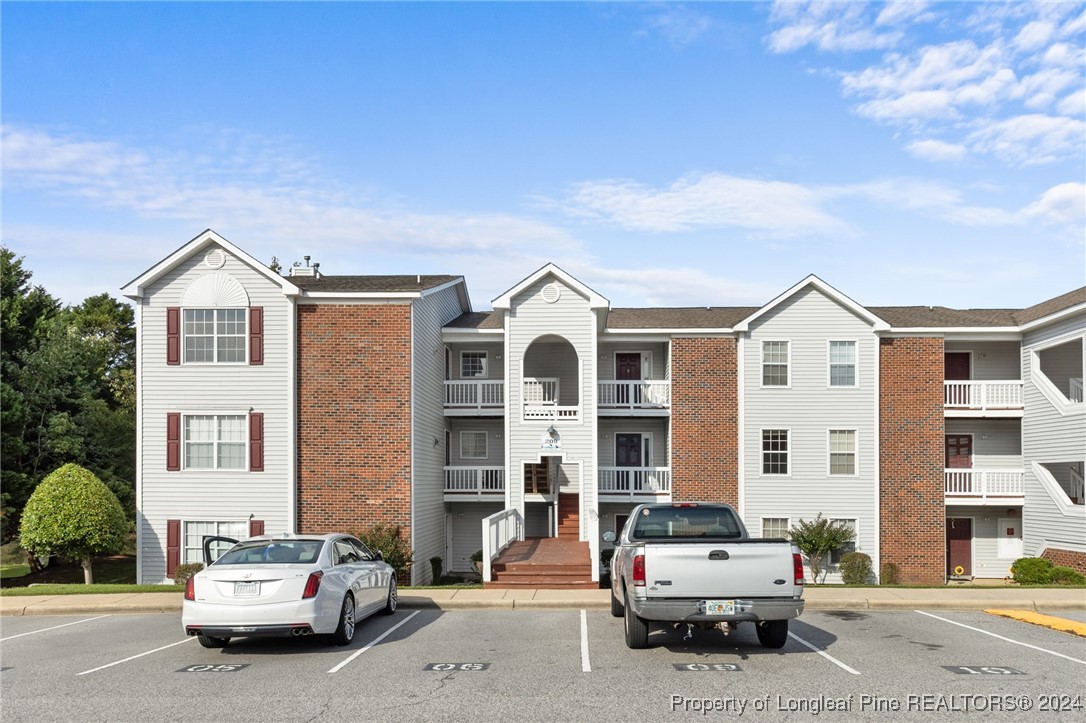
[123,231,1086,586]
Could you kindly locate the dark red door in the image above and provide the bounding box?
[945,352,970,380]
[946,518,972,576]
[945,435,973,468]
[616,353,641,405]
[615,434,642,492]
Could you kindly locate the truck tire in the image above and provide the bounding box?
[610,588,624,618]
[623,591,649,649]
[756,620,788,649]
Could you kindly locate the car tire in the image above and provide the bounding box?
[381,577,397,615]
[331,594,356,646]
[756,620,788,649]
[623,591,649,649]
[610,588,624,618]
[197,634,229,649]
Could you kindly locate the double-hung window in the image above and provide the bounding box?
[460,431,488,460]
[761,429,789,475]
[184,414,247,469]
[184,309,246,363]
[828,430,857,475]
[829,341,857,387]
[762,341,789,387]
[829,519,857,564]
[183,520,247,564]
[461,351,487,379]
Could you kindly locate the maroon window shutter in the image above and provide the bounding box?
[249,519,265,537]
[249,412,264,472]
[166,307,181,365]
[166,519,181,576]
[166,413,181,471]
[249,307,264,365]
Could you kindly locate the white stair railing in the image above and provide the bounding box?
[481,508,523,582]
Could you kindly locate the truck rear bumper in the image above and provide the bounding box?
[629,596,804,623]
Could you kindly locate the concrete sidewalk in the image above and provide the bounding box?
[1,585,1083,616]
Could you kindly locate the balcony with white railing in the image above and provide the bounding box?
[944,381,1024,416]
[944,469,1025,505]
[444,466,505,500]
[598,380,671,414]
[444,380,504,415]
[523,377,579,421]
[598,467,671,500]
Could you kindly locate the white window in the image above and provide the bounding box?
[460,431,488,459]
[183,520,247,564]
[828,430,857,475]
[762,517,790,539]
[184,415,246,469]
[184,309,246,363]
[829,518,857,565]
[762,341,789,387]
[461,351,488,378]
[829,341,857,387]
[761,429,789,475]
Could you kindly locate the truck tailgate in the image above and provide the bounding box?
[643,542,795,598]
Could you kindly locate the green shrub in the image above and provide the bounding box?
[1010,557,1055,584]
[789,515,855,584]
[173,563,203,585]
[1050,566,1086,585]
[19,463,128,584]
[354,523,413,574]
[839,552,873,584]
[880,562,900,585]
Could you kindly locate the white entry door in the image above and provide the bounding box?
[997,517,1023,559]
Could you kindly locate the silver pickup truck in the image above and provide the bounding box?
[604,502,804,649]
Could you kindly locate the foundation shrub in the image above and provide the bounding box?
[173,563,203,585]
[1050,566,1086,585]
[839,552,873,585]
[1011,557,1054,584]
[880,562,900,585]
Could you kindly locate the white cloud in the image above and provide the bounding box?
[905,139,968,162]
[1013,20,1056,52]
[642,5,712,47]
[765,1,906,53]
[876,1,933,27]
[967,114,1086,166]
[1020,182,1086,226]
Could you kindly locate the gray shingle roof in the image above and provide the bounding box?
[607,307,759,329]
[287,275,462,293]
[866,306,1020,328]
[1013,286,1086,325]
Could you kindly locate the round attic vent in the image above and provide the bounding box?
[541,282,561,304]
[204,249,226,269]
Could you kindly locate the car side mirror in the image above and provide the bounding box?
[602,531,616,543]
[375,551,384,561]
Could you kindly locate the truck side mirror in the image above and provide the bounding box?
[602,531,616,543]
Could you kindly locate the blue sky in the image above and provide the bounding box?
[3,1,1084,311]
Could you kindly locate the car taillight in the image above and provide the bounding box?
[632,554,646,587]
[302,571,323,599]
[184,576,195,601]
[793,552,805,586]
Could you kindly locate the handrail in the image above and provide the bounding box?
[944,380,1023,409]
[944,469,1024,498]
[444,466,505,495]
[444,380,504,408]
[598,467,671,497]
[481,508,523,582]
[598,380,671,408]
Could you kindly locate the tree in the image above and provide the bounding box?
[20,463,128,584]
[789,515,855,584]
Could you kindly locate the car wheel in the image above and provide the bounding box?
[623,591,649,649]
[756,620,788,649]
[610,587,624,618]
[381,578,397,615]
[197,634,229,649]
[331,594,356,646]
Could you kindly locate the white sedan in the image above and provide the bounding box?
[182,532,397,648]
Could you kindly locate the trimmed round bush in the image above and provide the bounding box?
[1010,557,1055,585]
[1050,566,1086,586]
[839,552,873,584]
[173,562,204,585]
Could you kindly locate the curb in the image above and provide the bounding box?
[985,608,1086,637]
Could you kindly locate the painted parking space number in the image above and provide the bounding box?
[943,665,1025,675]
[178,664,250,673]
[673,663,741,671]
[425,663,490,671]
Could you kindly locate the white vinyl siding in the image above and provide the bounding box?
[761,340,790,387]
[183,520,246,564]
[460,431,488,459]
[828,429,857,476]
[828,340,856,387]
[184,308,247,363]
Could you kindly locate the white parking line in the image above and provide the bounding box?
[0,615,110,642]
[77,637,196,676]
[916,611,1086,665]
[580,609,591,672]
[788,632,861,675]
[327,610,420,674]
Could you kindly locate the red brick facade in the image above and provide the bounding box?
[296,304,413,550]
[879,337,946,584]
[670,338,739,505]
[1041,547,1086,575]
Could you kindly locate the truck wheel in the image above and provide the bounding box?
[610,588,624,618]
[623,592,649,649]
[756,620,788,649]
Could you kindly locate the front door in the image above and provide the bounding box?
[945,352,970,380]
[997,517,1023,560]
[615,433,642,492]
[945,435,973,468]
[616,353,642,404]
[946,518,973,576]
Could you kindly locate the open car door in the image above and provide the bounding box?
[202,536,239,566]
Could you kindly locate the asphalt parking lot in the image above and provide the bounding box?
[1,609,1083,721]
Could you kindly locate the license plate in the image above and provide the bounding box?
[233,581,260,596]
[704,599,735,615]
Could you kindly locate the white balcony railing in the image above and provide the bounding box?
[522,376,579,420]
[944,469,1024,498]
[944,381,1023,411]
[444,380,504,409]
[598,380,671,409]
[444,466,505,495]
[1070,377,1083,403]
[598,467,671,497]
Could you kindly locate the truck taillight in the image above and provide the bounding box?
[633,554,646,587]
[793,552,804,586]
[184,576,195,601]
[302,571,323,599]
